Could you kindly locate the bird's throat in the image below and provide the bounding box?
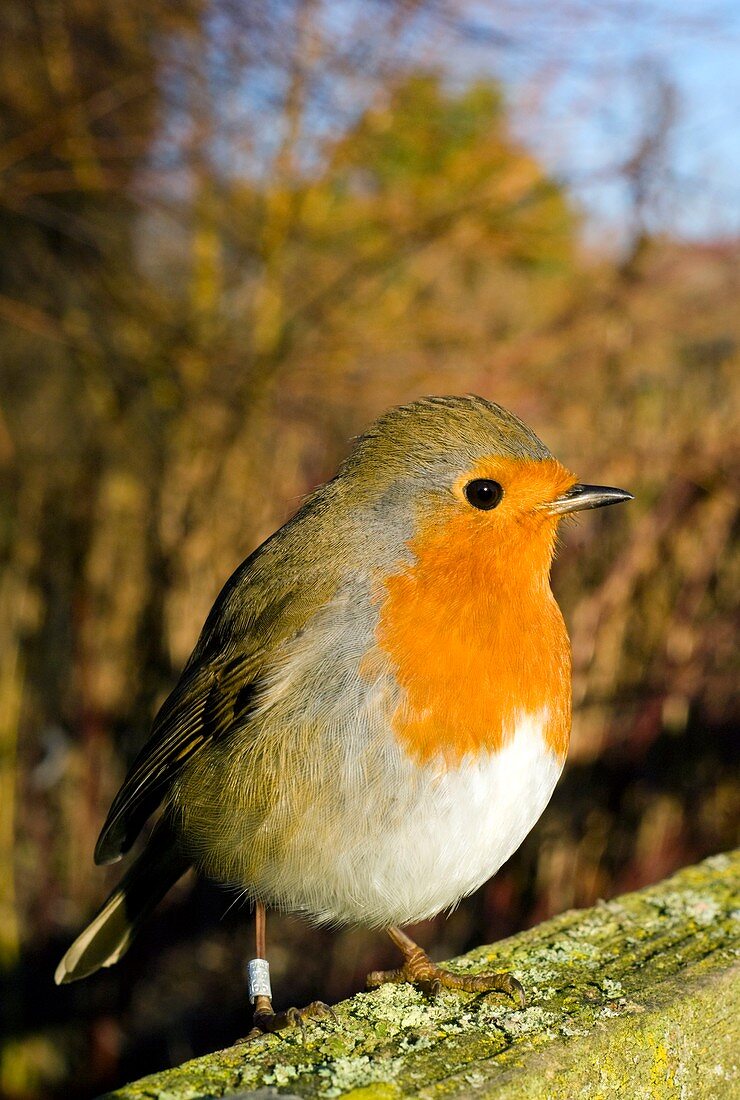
[374,511,572,767]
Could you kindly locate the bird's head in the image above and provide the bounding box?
[338,395,632,582]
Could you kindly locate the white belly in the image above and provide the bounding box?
[249,709,563,927]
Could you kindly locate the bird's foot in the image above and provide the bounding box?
[238,995,335,1040]
[366,940,525,1008]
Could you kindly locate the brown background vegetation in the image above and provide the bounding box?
[0,2,737,1097]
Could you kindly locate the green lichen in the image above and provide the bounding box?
[102,849,740,1100]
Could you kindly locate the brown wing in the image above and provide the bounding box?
[93,480,343,866]
[94,654,257,865]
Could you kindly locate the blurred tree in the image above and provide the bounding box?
[0,3,196,1093]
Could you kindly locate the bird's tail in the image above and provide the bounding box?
[54,822,191,984]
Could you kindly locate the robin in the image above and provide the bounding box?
[55,395,632,1032]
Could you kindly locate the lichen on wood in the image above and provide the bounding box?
[101,850,740,1099]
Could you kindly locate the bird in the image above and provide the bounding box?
[55,395,632,1032]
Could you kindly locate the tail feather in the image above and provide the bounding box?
[55,823,190,984]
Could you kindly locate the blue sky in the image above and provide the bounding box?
[448,0,740,242]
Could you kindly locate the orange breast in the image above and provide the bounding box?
[375,486,572,768]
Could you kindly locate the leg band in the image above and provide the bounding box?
[247,957,272,1003]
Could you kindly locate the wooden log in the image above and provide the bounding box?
[101,849,739,1099]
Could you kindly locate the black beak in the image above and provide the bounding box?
[546,483,633,516]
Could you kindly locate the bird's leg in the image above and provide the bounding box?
[366,926,525,1008]
[241,902,333,1038]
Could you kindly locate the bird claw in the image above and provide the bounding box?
[495,972,526,1009]
[367,948,525,1008]
[236,997,335,1040]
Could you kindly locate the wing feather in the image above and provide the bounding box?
[94,654,257,864]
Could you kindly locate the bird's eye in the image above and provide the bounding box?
[464,479,503,511]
